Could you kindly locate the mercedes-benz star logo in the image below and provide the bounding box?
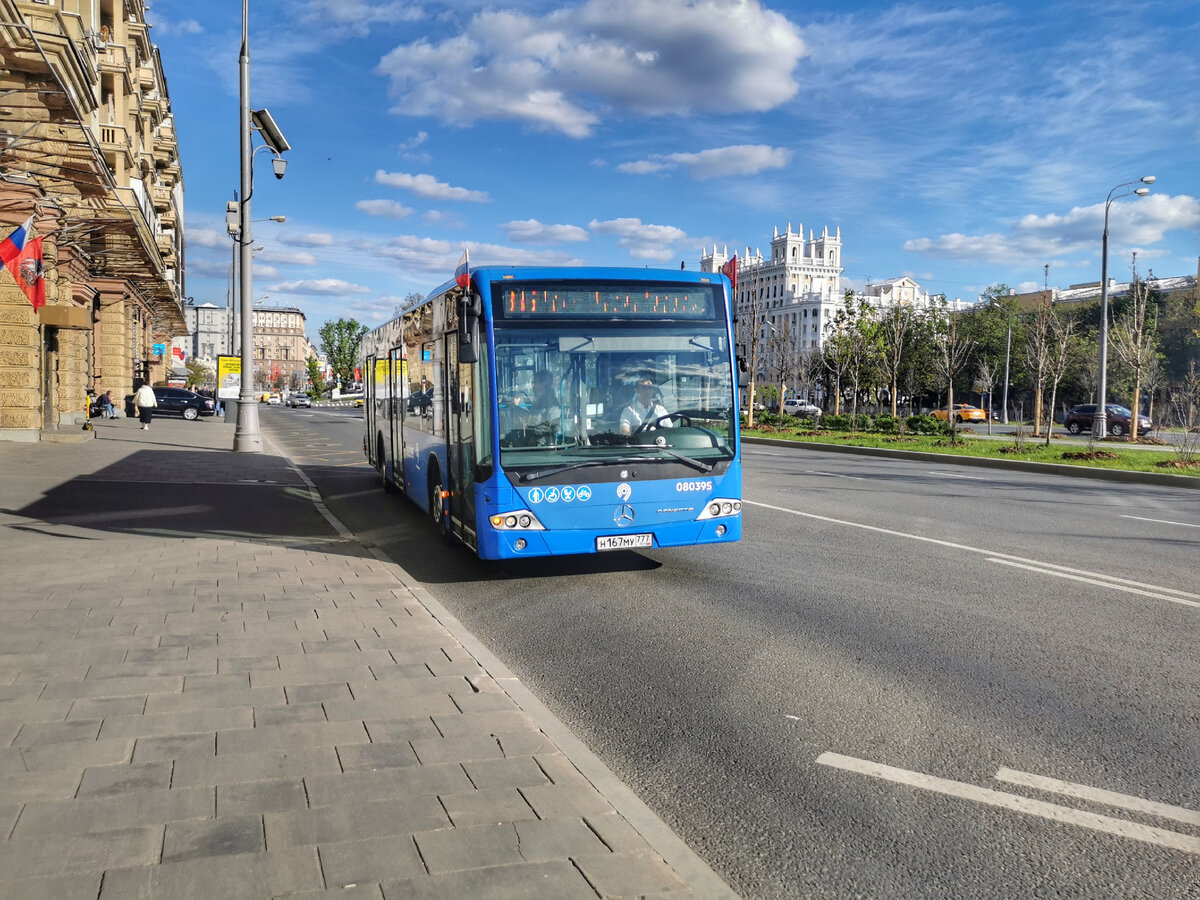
[614,504,635,527]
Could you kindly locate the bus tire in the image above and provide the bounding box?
[428,461,455,545]
[378,435,396,493]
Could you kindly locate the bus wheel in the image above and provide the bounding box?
[428,464,455,544]
[378,436,396,493]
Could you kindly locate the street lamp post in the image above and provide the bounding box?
[1092,175,1155,440]
[233,0,289,453]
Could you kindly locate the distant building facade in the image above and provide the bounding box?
[701,222,843,350]
[253,304,312,390]
[183,301,233,363]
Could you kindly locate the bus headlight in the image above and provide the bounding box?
[696,499,742,521]
[489,509,545,531]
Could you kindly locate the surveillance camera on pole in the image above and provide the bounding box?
[272,156,287,180]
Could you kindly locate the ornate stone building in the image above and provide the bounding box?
[701,222,844,351]
[0,0,184,440]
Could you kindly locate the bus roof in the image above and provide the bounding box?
[422,265,729,306]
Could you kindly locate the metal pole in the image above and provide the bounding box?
[1093,210,1111,440]
[233,0,262,452]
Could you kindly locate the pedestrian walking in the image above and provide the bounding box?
[133,381,156,429]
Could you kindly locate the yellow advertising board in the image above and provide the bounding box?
[217,355,241,400]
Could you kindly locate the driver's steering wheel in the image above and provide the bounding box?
[632,413,691,437]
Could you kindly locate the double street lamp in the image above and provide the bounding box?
[1093,175,1155,440]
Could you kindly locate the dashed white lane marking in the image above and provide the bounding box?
[995,768,1200,827]
[1121,514,1200,529]
[744,499,1200,610]
[816,752,1200,855]
[986,558,1200,609]
[929,470,988,480]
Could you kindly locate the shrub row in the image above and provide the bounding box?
[743,411,952,436]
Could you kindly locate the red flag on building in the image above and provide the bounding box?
[720,255,737,296]
[6,235,45,310]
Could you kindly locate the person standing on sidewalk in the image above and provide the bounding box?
[133,381,156,430]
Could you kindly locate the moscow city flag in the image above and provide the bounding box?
[5,233,45,311]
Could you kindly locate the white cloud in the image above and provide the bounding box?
[187,227,225,248]
[374,170,490,202]
[281,233,336,247]
[301,0,423,35]
[256,249,317,266]
[589,217,688,260]
[501,219,589,244]
[378,236,578,274]
[375,0,807,137]
[150,16,203,36]
[270,279,372,295]
[618,145,792,180]
[356,199,415,219]
[904,194,1200,265]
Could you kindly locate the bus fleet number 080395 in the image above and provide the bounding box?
[676,481,714,492]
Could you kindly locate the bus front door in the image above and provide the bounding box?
[446,339,477,548]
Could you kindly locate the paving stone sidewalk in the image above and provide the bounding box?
[0,416,736,899]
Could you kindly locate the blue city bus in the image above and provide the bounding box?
[359,263,742,559]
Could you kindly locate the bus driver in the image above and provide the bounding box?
[619,377,671,435]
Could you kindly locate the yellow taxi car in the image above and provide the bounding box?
[353,397,364,408]
[932,403,988,424]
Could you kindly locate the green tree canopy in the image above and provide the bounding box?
[319,318,369,389]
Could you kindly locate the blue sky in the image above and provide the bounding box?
[148,0,1200,338]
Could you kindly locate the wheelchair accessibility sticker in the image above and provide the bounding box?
[526,485,593,504]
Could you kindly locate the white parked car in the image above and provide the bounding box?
[783,398,821,418]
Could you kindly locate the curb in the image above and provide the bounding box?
[743,435,1200,490]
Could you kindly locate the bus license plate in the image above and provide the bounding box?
[596,533,653,551]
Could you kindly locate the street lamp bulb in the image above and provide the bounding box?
[1140,175,1156,185]
[268,216,286,222]
[1134,187,1150,196]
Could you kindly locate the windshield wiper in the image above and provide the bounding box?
[515,458,645,483]
[626,445,714,473]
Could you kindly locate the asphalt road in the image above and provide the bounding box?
[263,406,1200,899]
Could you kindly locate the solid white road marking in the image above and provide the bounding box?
[806,470,866,481]
[930,471,988,480]
[986,558,1200,608]
[1121,514,1200,529]
[816,752,1200,855]
[995,768,1200,827]
[744,499,1200,610]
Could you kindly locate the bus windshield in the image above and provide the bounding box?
[492,321,736,480]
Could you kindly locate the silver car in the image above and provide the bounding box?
[783,398,821,418]
[287,393,312,408]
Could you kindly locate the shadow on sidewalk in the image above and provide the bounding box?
[5,449,340,546]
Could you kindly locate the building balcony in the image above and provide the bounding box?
[99,123,134,171]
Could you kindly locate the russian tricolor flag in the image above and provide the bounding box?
[0,216,33,267]
[455,249,470,288]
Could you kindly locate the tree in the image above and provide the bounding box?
[319,318,369,390]
[1109,258,1162,439]
[306,358,328,397]
[877,302,916,416]
[184,358,213,390]
[1041,307,1079,447]
[1023,297,1055,436]
[735,288,769,427]
[930,298,975,442]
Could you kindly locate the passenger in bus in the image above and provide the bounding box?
[619,377,671,435]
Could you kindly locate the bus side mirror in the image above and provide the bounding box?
[737,355,747,373]
[458,292,480,364]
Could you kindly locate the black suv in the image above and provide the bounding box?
[152,387,216,420]
[1063,403,1152,437]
